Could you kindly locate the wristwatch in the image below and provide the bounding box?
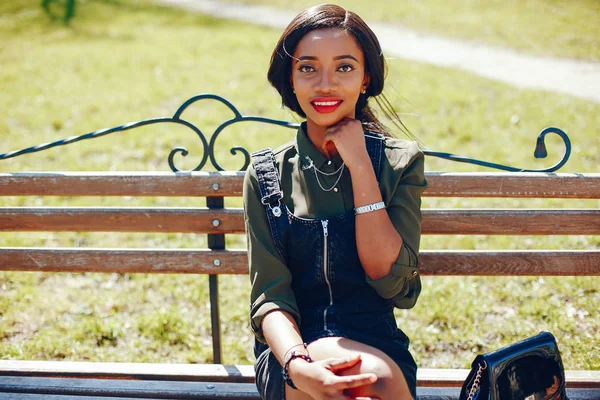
[355,201,386,215]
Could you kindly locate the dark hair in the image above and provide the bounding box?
[267,4,413,139]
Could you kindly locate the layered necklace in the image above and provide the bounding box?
[301,156,345,192]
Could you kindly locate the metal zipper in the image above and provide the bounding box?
[321,219,333,332]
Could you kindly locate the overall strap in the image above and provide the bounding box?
[364,132,384,180]
[251,148,288,258]
[251,148,284,215]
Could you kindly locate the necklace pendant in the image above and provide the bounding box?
[303,155,346,192]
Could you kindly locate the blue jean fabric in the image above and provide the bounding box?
[252,133,417,400]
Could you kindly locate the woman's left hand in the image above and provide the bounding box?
[323,118,370,171]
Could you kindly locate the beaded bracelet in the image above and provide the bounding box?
[281,351,313,389]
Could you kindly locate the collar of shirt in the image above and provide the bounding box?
[296,122,344,171]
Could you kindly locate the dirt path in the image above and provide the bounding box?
[155,0,600,104]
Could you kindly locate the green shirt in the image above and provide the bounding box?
[243,123,427,343]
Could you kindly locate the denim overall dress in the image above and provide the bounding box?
[252,133,417,400]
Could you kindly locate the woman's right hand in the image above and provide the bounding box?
[288,354,379,400]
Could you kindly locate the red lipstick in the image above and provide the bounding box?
[310,97,343,113]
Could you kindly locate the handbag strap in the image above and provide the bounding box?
[466,360,488,400]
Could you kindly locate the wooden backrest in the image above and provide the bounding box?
[1,171,599,276]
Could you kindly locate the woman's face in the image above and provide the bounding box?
[291,28,368,129]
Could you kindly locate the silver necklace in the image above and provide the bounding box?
[302,156,345,192]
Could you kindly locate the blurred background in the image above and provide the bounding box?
[1,0,598,369]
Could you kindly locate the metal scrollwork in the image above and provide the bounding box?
[0,94,298,172]
[0,116,211,173]
[0,94,571,173]
[422,127,571,172]
[175,95,298,171]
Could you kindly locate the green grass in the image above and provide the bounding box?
[0,0,599,370]
[213,0,600,61]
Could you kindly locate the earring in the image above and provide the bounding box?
[361,89,366,94]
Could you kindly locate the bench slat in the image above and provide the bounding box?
[1,248,598,276]
[0,395,162,400]
[425,172,600,199]
[0,248,246,274]
[0,361,254,383]
[2,208,598,235]
[0,208,241,234]
[1,172,599,198]
[421,251,599,276]
[0,172,244,197]
[421,209,600,235]
[2,385,598,400]
[2,361,598,389]
[0,376,261,399]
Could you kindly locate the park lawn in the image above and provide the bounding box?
[211,0,600,61]
[0,0,598,369]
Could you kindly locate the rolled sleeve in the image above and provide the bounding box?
[366,243,418,296]
[251,299,299,340]
[366,141,427,309]
[244,165,300,343]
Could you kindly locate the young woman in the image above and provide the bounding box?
[243,4,427,399]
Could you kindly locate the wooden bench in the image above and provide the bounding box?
[1,95,599,399]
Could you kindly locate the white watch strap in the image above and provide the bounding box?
[354,201,386,215]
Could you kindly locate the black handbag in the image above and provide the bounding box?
[459,331,567,400]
